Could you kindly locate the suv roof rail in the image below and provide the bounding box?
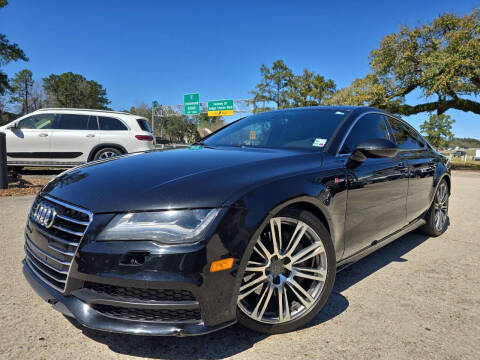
[35,108,132,116]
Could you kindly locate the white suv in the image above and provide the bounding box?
[0,108,155,167]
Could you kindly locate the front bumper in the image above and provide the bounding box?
[23,261,234,336]
[22,195,255,336]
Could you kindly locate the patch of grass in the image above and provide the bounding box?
[450,159,480,171]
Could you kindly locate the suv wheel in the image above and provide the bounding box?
[237,208,336,334]
[93,147,123,161]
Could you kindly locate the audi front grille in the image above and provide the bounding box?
[24,195,92,293]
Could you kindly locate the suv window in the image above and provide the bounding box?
[99,116,128,131]
[387,117,424,149]
[137,118,151,132]
[56,114,90,130]
[87,116,99,130]
[17,114,55,129]
[340,113,390,154]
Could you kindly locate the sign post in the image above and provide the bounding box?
[184,93,200,115]
[208,100,234,116]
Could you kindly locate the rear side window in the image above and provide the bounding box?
[56,114,90,130]
[87,116,99,130]
[137,118,151,132]
[340,113,390,154]
[387,117,424,150]
[17,114,55,129]
[99,116,128,131]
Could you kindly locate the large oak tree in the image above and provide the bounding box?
[327,9,480,115]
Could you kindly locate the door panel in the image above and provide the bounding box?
[5,114,54,163]
[344,158,408,257]
[385,116,436,223]
[49,114,100,163]
[403,150,436,221]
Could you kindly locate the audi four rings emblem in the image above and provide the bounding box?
[32,202,57,228]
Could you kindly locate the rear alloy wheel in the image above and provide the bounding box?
[419,179,449,236]
[237,208,335,334]
[93,147,123,161]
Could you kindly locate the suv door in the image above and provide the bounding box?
[341,113,408,258]
[386,116,436,222]
[5,113,55,164]
[50,114,100,164]
[98,116,130,150]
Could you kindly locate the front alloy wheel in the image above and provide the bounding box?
[237,208,335,334]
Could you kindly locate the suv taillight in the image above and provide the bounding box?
[135,135,154,141]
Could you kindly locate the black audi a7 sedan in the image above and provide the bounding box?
[23,106,451,336]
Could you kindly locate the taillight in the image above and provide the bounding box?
[135,135,154,141]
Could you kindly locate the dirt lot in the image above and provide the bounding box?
[0,171,479,360]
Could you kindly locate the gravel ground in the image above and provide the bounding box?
[0,171,479,360]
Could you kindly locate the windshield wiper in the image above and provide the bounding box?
[190,141,215,148]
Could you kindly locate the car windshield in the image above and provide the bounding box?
[203,108,351,150]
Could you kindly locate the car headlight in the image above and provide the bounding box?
[97,208,220,244]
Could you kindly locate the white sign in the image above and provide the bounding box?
[475,149,480,160]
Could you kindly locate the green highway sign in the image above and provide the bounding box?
[184,93,200,115]
[208,99,234,116]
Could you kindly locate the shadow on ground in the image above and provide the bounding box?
[17,168,66,176]
[76,230,434,359]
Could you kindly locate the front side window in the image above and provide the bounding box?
[99,116,128,131]
[56,114,90,130]
[387,117,424,150]
[340,113,390,154]
[203,109,350,150]
[17,114,55,129]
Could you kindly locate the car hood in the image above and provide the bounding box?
[42,147,325,212]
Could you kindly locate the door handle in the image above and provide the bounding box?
[86,134,95,138]
[38,133,48,137]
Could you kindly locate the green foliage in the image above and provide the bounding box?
[420,113,455,149]
[448,137,480,148]
[9,69,33,114]
[0,33,29,96]
[289,70,336,107]
[43,72,110,109]
[0,1,28,96]
[329,9,480,115]
[165,115,200,143]
[250,60,336,112]
[250,60,294,112]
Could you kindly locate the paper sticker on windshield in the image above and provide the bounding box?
[250,130,256,140]
[312,138,327,147]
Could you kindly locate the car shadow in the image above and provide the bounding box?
[74,227,440,359]
[16,168,66,176]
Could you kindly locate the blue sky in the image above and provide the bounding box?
[1,0,479,138]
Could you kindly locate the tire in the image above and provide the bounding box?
[419,179,449,237]
[93,147,123,161]
[237,207,336,334]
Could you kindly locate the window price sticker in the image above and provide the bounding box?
[312,138,327,147]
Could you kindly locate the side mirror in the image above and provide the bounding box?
[347,138,399,167]
[7,123,18,131]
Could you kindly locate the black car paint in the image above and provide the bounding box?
[23,107,451,336]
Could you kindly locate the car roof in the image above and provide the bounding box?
[33,108,142,119]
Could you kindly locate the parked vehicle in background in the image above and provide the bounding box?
[454,150,466,157]
[155,137,171,145]
[0,108,155,168]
